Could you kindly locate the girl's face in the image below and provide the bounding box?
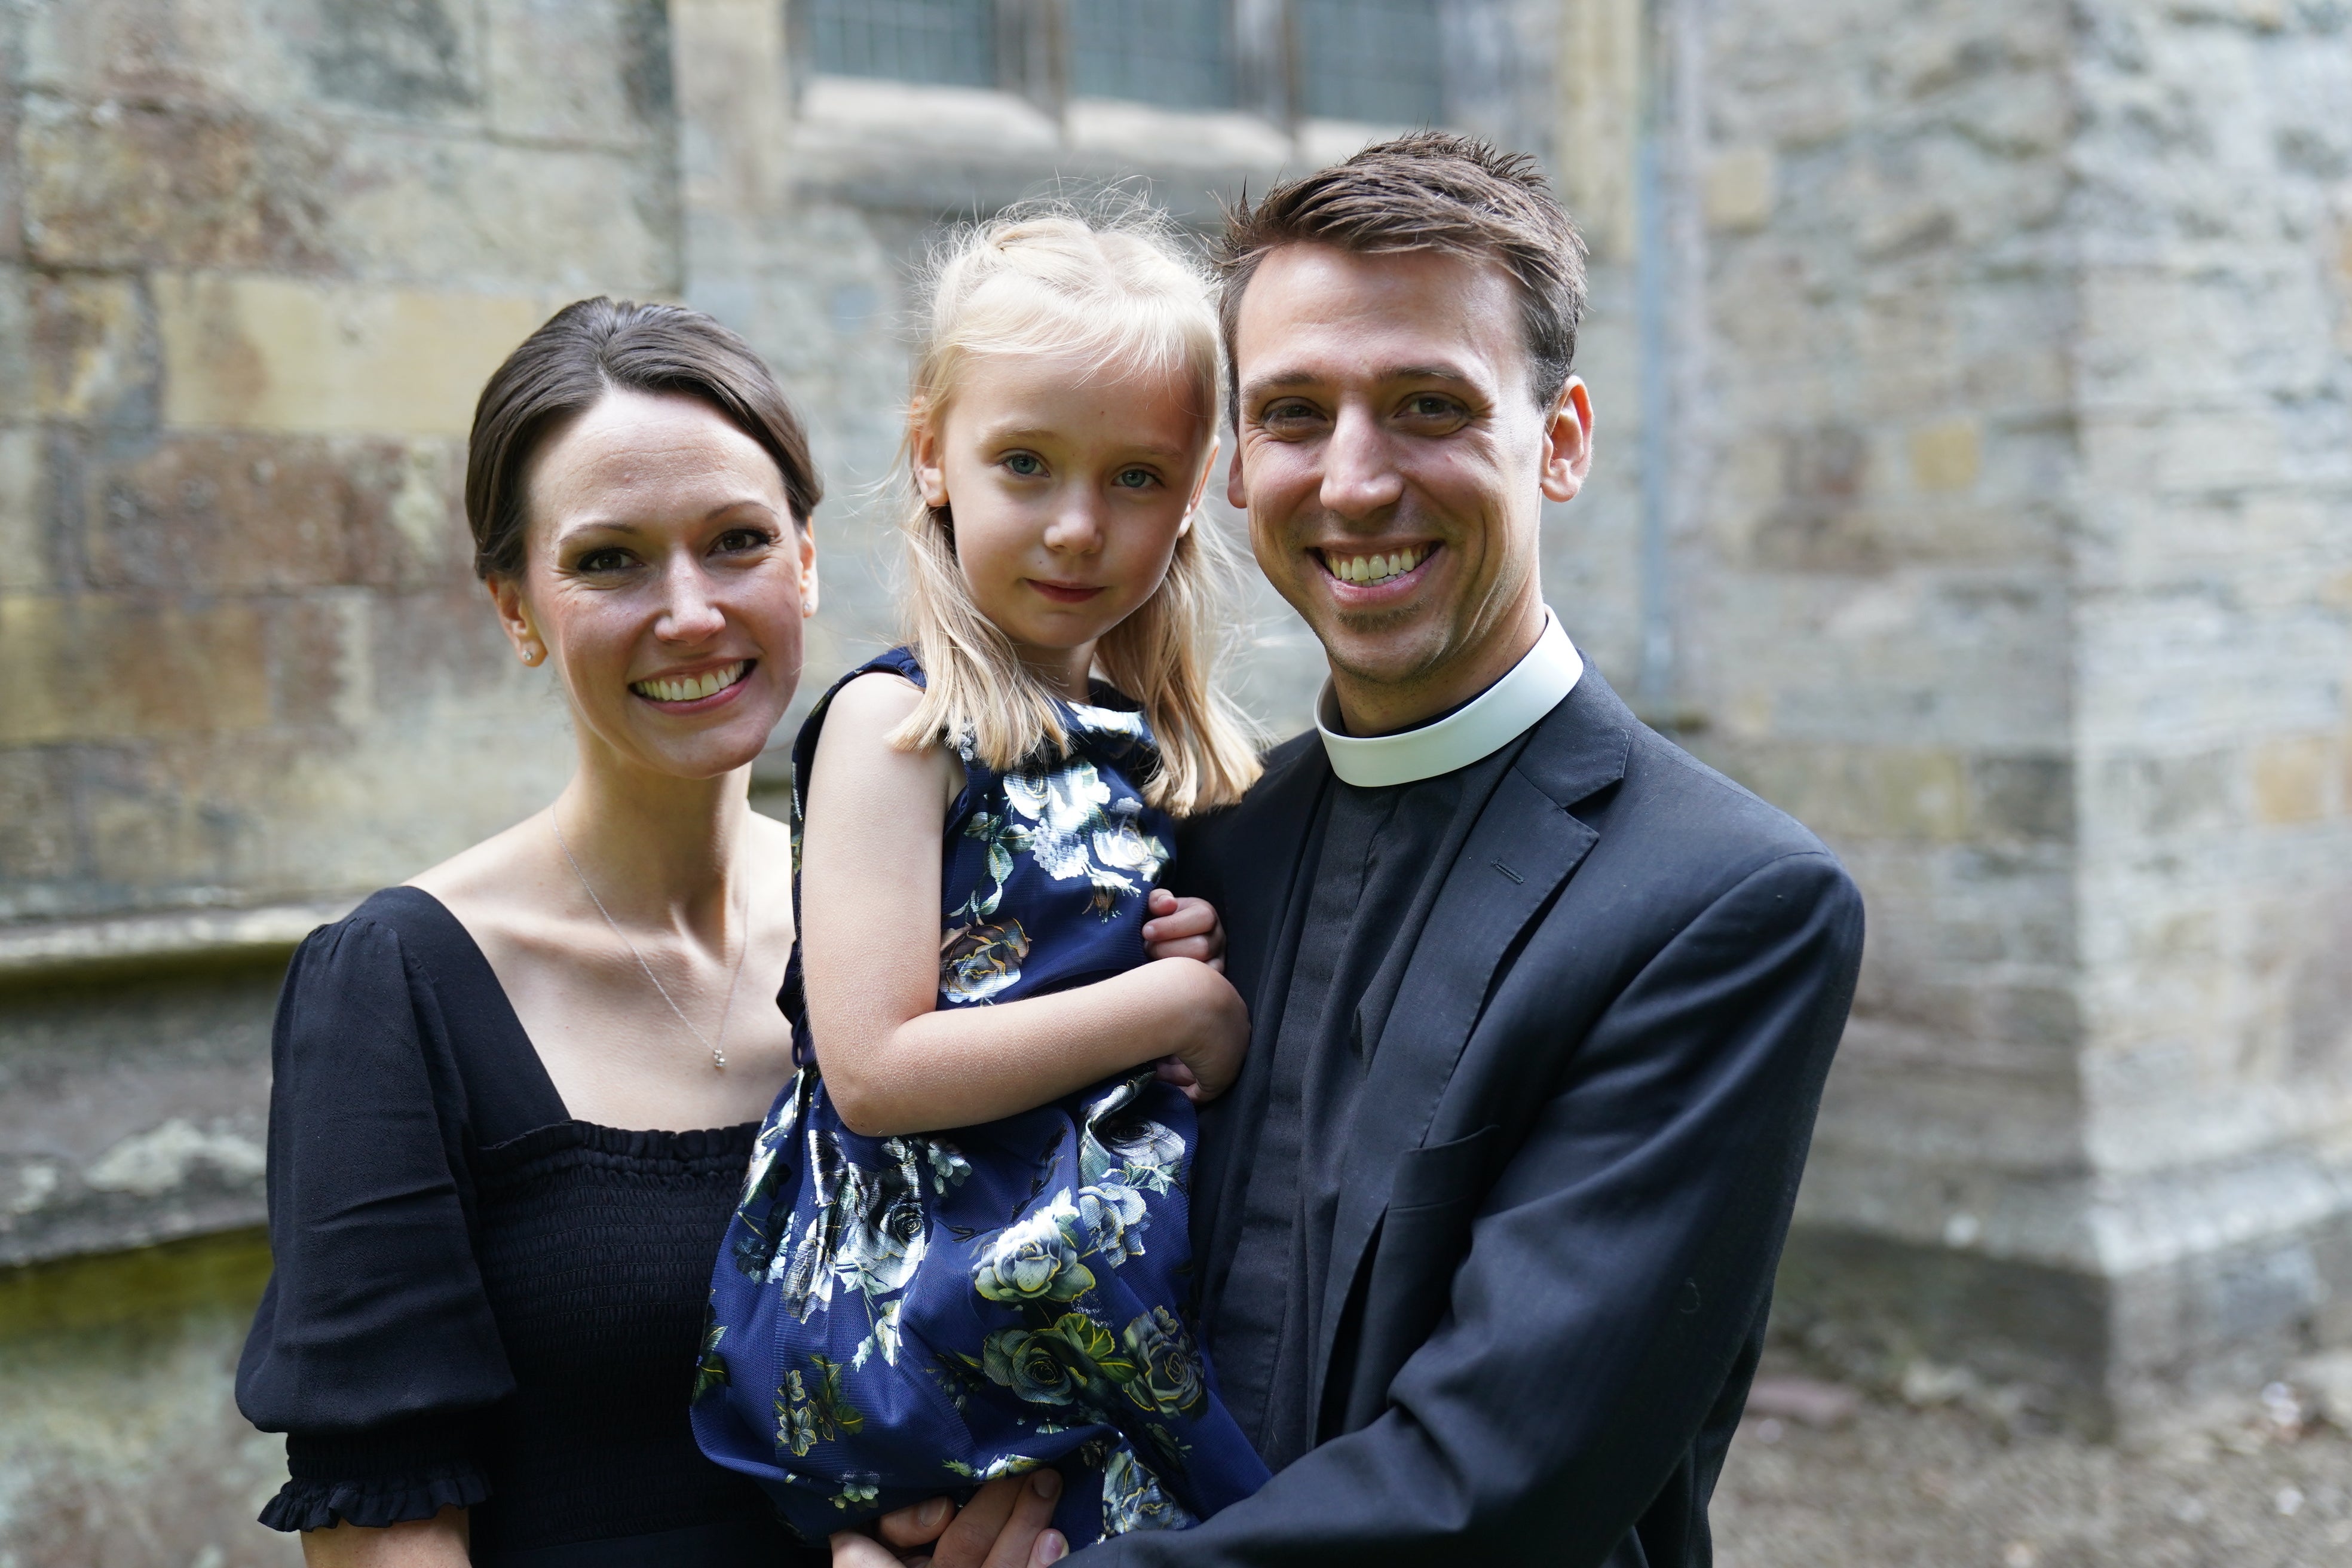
[914,352,1215,688]
[490,387,819,781]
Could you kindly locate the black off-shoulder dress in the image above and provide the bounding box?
[236,887,814,1567]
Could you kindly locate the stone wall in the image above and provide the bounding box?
[1689,0,2352,1423]
[2068,0,2352,1408]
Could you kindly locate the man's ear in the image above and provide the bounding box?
[1225,439,1248,510]
[488,575,546,666]
[1540,378,1595,504]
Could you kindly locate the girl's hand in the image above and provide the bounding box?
[1149,958,1250,1104]
[1141,889,1226,972]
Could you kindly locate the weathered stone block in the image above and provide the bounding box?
[75,734,314,896]
[324,129,680,293]
[154,272,544,437]
[0,267,33,424]
[0,10,22,268]
[0,957,281,1269]
[1723,740,1970,843]
[2335,218,2352,352]
[30,271,152,426]
[0,595,270,745]
[1967,754,2073,842]
[1704,145,1777,232]
[265,591,372,731]
[22,0,302,112]
[19,94,335,272]
[1907,415,1981,493]
[2250,733,2338,825]
[24,0,489,122]
[306,0,486,118]
[0,425,48,592]
[0,749,76,883]
[87,431,459,592]
[1751,424,1879,572]
[39,649,569,905]
[485,0,672,149]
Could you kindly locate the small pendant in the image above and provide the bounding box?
[712,1046,727,1071]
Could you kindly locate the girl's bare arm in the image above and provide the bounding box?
[800,675,1248,1139]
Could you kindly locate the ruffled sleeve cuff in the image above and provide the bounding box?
[257,1465,491,1533]
[261,1413,491,1532]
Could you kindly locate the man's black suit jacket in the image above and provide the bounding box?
[1089,664,1864,1566]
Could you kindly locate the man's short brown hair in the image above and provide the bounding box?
[1215,131,1589,417]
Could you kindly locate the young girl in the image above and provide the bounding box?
[694,208,1271,1550]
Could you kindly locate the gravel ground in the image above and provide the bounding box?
[1712,1389,2352,1568]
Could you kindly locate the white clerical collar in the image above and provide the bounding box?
[1316,610,1583,788]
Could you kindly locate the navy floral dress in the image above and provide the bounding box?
[693,650,1269,1548]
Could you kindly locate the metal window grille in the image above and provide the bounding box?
[1296,0,1443,124]
[808,0,995,89]
[1070,0,1234,109]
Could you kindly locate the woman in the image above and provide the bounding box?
[236,298,824,1566]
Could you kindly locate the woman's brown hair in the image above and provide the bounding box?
[464,297,822,578]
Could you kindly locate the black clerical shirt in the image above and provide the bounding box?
[1200,740,1526,1469]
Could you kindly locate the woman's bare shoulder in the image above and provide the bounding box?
[404,811,564,936]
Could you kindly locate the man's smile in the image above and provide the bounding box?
[1310,542,1441,600]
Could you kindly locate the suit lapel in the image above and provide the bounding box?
[1306,670,1636,1422]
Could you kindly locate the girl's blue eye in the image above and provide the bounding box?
[1114,467,1156,489]
[1005,454,1044,476]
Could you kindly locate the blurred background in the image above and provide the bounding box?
[2,1,2350,1563]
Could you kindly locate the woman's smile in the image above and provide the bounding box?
[629,657,755,709]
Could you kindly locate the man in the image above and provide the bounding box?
[875,132,1863,1567]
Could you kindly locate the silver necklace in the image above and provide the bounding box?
[550,808,749,1071]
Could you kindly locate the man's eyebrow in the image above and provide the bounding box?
[1385,364,1479,386]
[1239,371,1322,397]
[1241,364,1483,400]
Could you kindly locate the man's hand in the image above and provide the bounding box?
[830,1471,1067,1567]
[1142,889,1225,970]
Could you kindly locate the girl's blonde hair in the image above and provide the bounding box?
[887,201,1263,817]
